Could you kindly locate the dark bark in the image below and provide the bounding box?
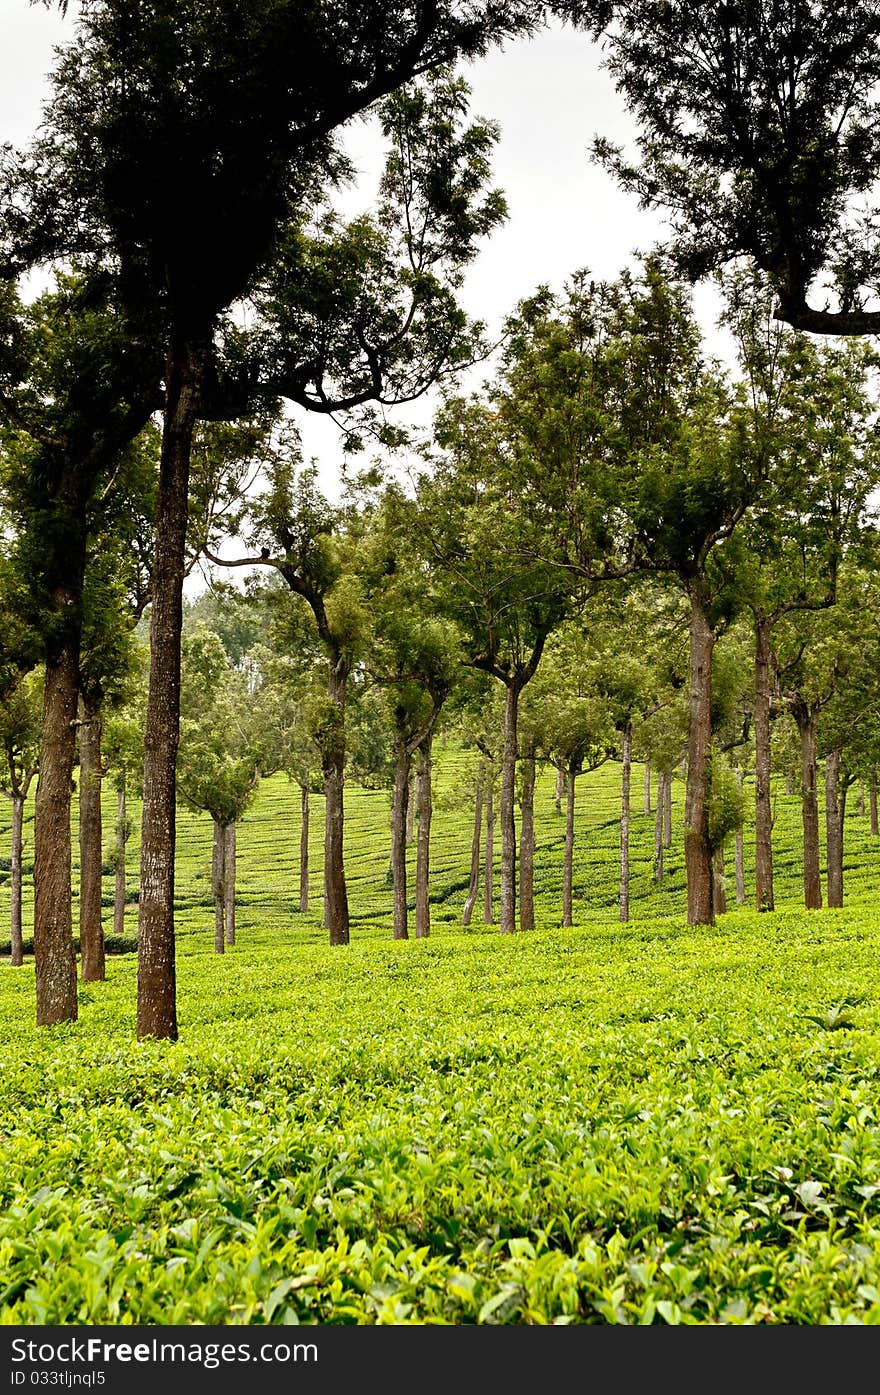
[791,700,822,909]
[225,821,236,946]
[483,769,495,925]
[684,583,715,927]
[654,771,665,883]
[138,338,207,1040]
[563,766,576,928]
[322,660,350,946]
[643,762,651,815]
[212,819,226,954]
[33,637,80,1026]
[113,784,127,942]
[619,719,632,923]
[519,739,536,932]
[753,618,775,911]
[825,750,844,909]
[9,793,25,966]
[391,743,412,940]
[415,735,432,939]
[462,776,483,927]
[499,682,520,934]
[299,784,310,913]
[78,694,105,982]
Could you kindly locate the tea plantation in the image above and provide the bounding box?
[3,755,880,1324]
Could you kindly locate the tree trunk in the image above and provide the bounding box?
[138,337,206,1040]
[792,701,822,909]
[619,719,632,923]
[299,785,309,913]
[462,775,483,927]
[870,773,879,836]
[498,681,520,934]
[643,762,651,815]
[391,742,412,940]
[563,767,576,928]
[415,734,433,939]
[825,750,843,909]
[663,770,672,849]
[654,772,665,884]
[554,764,564,815]
[225,821,236,946]
[753,617,775,911]
[113,784,127,942]
[785,770,794,796]
[734,772,745,906]
[9,793,25,967]
[212,819,226,954]
[405,770,416,846]
[856,782,865,817]
[33,638,80,1025]
[838,780,849,904]
[684,584,715,926]
[712,843,727,916]
[483,769,495,925]
[78,694,105,982]
[321,658,350,946]
[519,739,536,932]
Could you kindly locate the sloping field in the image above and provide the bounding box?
[2,758,880,1324]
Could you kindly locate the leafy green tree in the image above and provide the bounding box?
[0,669,42,966]
[589,1,880,335]
[422,394,576,934]
[816,568,880,907]
[76,551,144,981]
[773,609,839,909]
[617,266,763,925]
[177,629,261,953]
[5,3,547,1038]
[722,271,880,909]
[225,461,369,946]
[533,628,615,928]
[590,585,684,922]
[0,276,157,1024]
[364,491,461,940]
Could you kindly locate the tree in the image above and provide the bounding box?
[0,276,157,1024]
[76,551,143,981]
[5,1,553,1040]
[589,1,880,335]
[422,395,575,934]
[721,272,880,910]
[101,689,145,946]
[616,266,766,925]
[816,567,880,907]
[535,630,614,929]
[177,628,261,952]
[365,490,461,940]
[0,669,42,966]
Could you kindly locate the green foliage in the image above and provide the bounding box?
[707,757,746,849]
[177,628,261,827]
[589,1,880,333]
[5,895,880,1323]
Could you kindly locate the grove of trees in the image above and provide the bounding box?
[2,0,880,1044]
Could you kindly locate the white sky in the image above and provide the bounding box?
[0,0,731,504]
